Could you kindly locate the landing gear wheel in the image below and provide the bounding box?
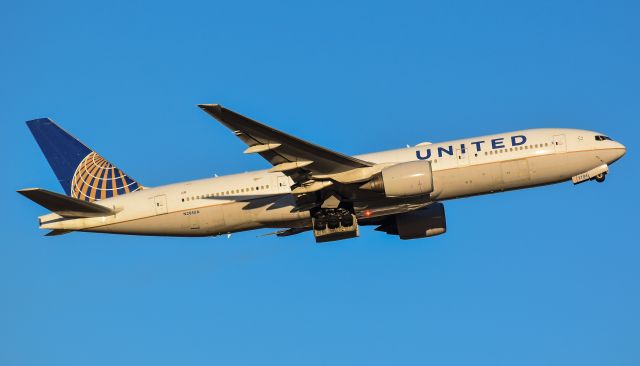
[327,216,339,230]
[314,219,327,231]
[595,173,606,183]
[340,215,354,227]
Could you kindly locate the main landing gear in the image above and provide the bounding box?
[313,208,354,230]
[595,173,606,183]
[312,208,359,243]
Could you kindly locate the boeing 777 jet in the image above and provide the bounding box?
[19,105,626,242]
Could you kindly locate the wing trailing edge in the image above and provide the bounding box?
[198,104,373,177]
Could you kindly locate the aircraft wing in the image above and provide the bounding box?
[198,104,373,182]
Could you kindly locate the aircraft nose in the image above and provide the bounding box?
[612,142,626,161]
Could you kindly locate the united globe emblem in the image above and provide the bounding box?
[70,152,141,202]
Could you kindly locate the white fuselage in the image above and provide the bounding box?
[38,128,626,236]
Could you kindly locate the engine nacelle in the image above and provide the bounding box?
[362,161,434,197]
[395,203,446,239]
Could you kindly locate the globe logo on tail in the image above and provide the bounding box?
[71,152,142,202]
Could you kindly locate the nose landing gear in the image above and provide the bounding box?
[571,164,609,185]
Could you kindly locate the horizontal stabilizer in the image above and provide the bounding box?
[17,188,116,218]
[257,227,311,237]
[45,229,73,236]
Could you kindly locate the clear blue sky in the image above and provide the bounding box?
[1,1,638,365]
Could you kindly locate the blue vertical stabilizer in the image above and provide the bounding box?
[26,118,142,201]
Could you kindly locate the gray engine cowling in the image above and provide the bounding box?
[396,203,446,239]
[374,203,446,240]
[362,161,434,197]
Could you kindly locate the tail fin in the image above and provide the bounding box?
[26,118,143,202]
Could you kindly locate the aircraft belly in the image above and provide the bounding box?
[501,159,531,188]
[85,195,311,237]
[222,195,311,229]
[433,163,503,200]
[433,150,604,200]
[527,150,603,184]
[88,210,208,236]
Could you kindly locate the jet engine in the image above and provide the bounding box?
[361,161,434,197]
[375,203,446,240]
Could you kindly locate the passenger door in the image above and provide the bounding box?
[277,175,290,193]
[153,195,168,215]
[553,135,567,152]
[456,148,469,167]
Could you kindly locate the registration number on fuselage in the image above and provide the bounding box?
[183,210,200,216]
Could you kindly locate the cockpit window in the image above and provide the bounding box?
[595,135,613,141]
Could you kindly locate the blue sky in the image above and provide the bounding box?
[1,0,639,365]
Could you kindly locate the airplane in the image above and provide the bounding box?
[18,104,626,242]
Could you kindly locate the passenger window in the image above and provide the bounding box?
[182,198,184,202]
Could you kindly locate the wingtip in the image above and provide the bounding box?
[197,103,221,110]
[17,188,39,195]
[198,104,224,119]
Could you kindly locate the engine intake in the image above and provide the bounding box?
[362,161,434,197]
